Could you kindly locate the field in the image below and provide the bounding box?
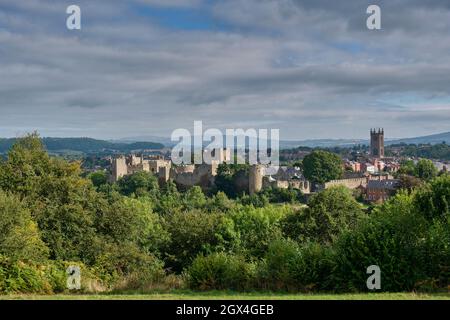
[1,291,449,300]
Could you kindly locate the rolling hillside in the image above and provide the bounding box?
[0,137,164,154]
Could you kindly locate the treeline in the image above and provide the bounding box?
[0,134,448,294]
[387,143,450,160]
[0,137,164,155]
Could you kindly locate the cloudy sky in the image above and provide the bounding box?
[1,0,450,140]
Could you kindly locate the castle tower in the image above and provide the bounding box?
[249,165,265,195]
[158,165,171,183]
[111,156,128,182]
[370,128,385,158]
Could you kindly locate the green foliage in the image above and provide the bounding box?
[88,171,108,188]
[258,240,334,291]
[205,191,235,212]
[91,241,165,284]
[392,142,450,161]
[117,171,159,197]
[95,196,168,254]
[415,159,438,181]
[1,134,449,294]
[414,175,450,221]
[332,192,429,292]
[0,137,164,155]
[258,187,304,204]
[239,193,269,208]
[0,191,49,262]
[302,150,343,185]
[398,159,416,176]
[229,205,287,258]
[0,133,51,196]
[281,186,364,244]
[215,163,249,198]
[257,239,299,290]
[182,186,207,210]
[162,210,238,272]
[187,253,256,291]
[422,218,450,288]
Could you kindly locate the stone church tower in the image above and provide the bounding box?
[370,128,384,158]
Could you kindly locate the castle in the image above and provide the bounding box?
[110,148,310,195]
[109,129,392,200]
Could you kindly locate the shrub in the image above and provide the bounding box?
[187,253,256,291]
[421,218,450,289]
[257,239,299,291]
[229,205,288,258]
[281,186,364,244]
[331,192,429,292]
[162,210,238,272]
[258,240,334,292]
[0,191,49,262]
[413,175,450,221]
[290,243,335,291]
[0,256,103,294]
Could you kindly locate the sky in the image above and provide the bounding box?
[1,0,450,140]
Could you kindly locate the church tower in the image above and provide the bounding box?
[370,128,384,158]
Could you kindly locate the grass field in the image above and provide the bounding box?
[1,291,449,300]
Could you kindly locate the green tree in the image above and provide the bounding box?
[415,159,438,181]
[182,186,207,210]
[0,133,51,196]
[229,205,288,257]
[0,191,49,262]
[413,175,450,221]
[281,186,364,244]
[332,191,429,292]
[117,171,159,197]
[162,210,238,272]
[88,171,108,188]
[397,159,416,176]
[95,196,168,254]
[302,150,343,185]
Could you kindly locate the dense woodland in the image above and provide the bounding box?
[0,137,164,155]
[0,134,448,294]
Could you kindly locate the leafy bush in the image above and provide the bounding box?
[0,191,49,262]
[414,175,450,221]
[421,218,450,289]
[229,205,288,258]
[281,186,364,244]
[258,240,334,292]
[162,210,239,272]
[187,253,256,291]
[0,257,103,294]
[331,192,429,292]
[117,171,159,197]
[257,239,299,291]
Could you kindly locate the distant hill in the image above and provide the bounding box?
[279,139,367,149]
[281,132,450,148]
[118,132,450,149]
[387,132,450,146]
[0,137,164,154]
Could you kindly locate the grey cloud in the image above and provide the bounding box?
[0,0,449,139]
